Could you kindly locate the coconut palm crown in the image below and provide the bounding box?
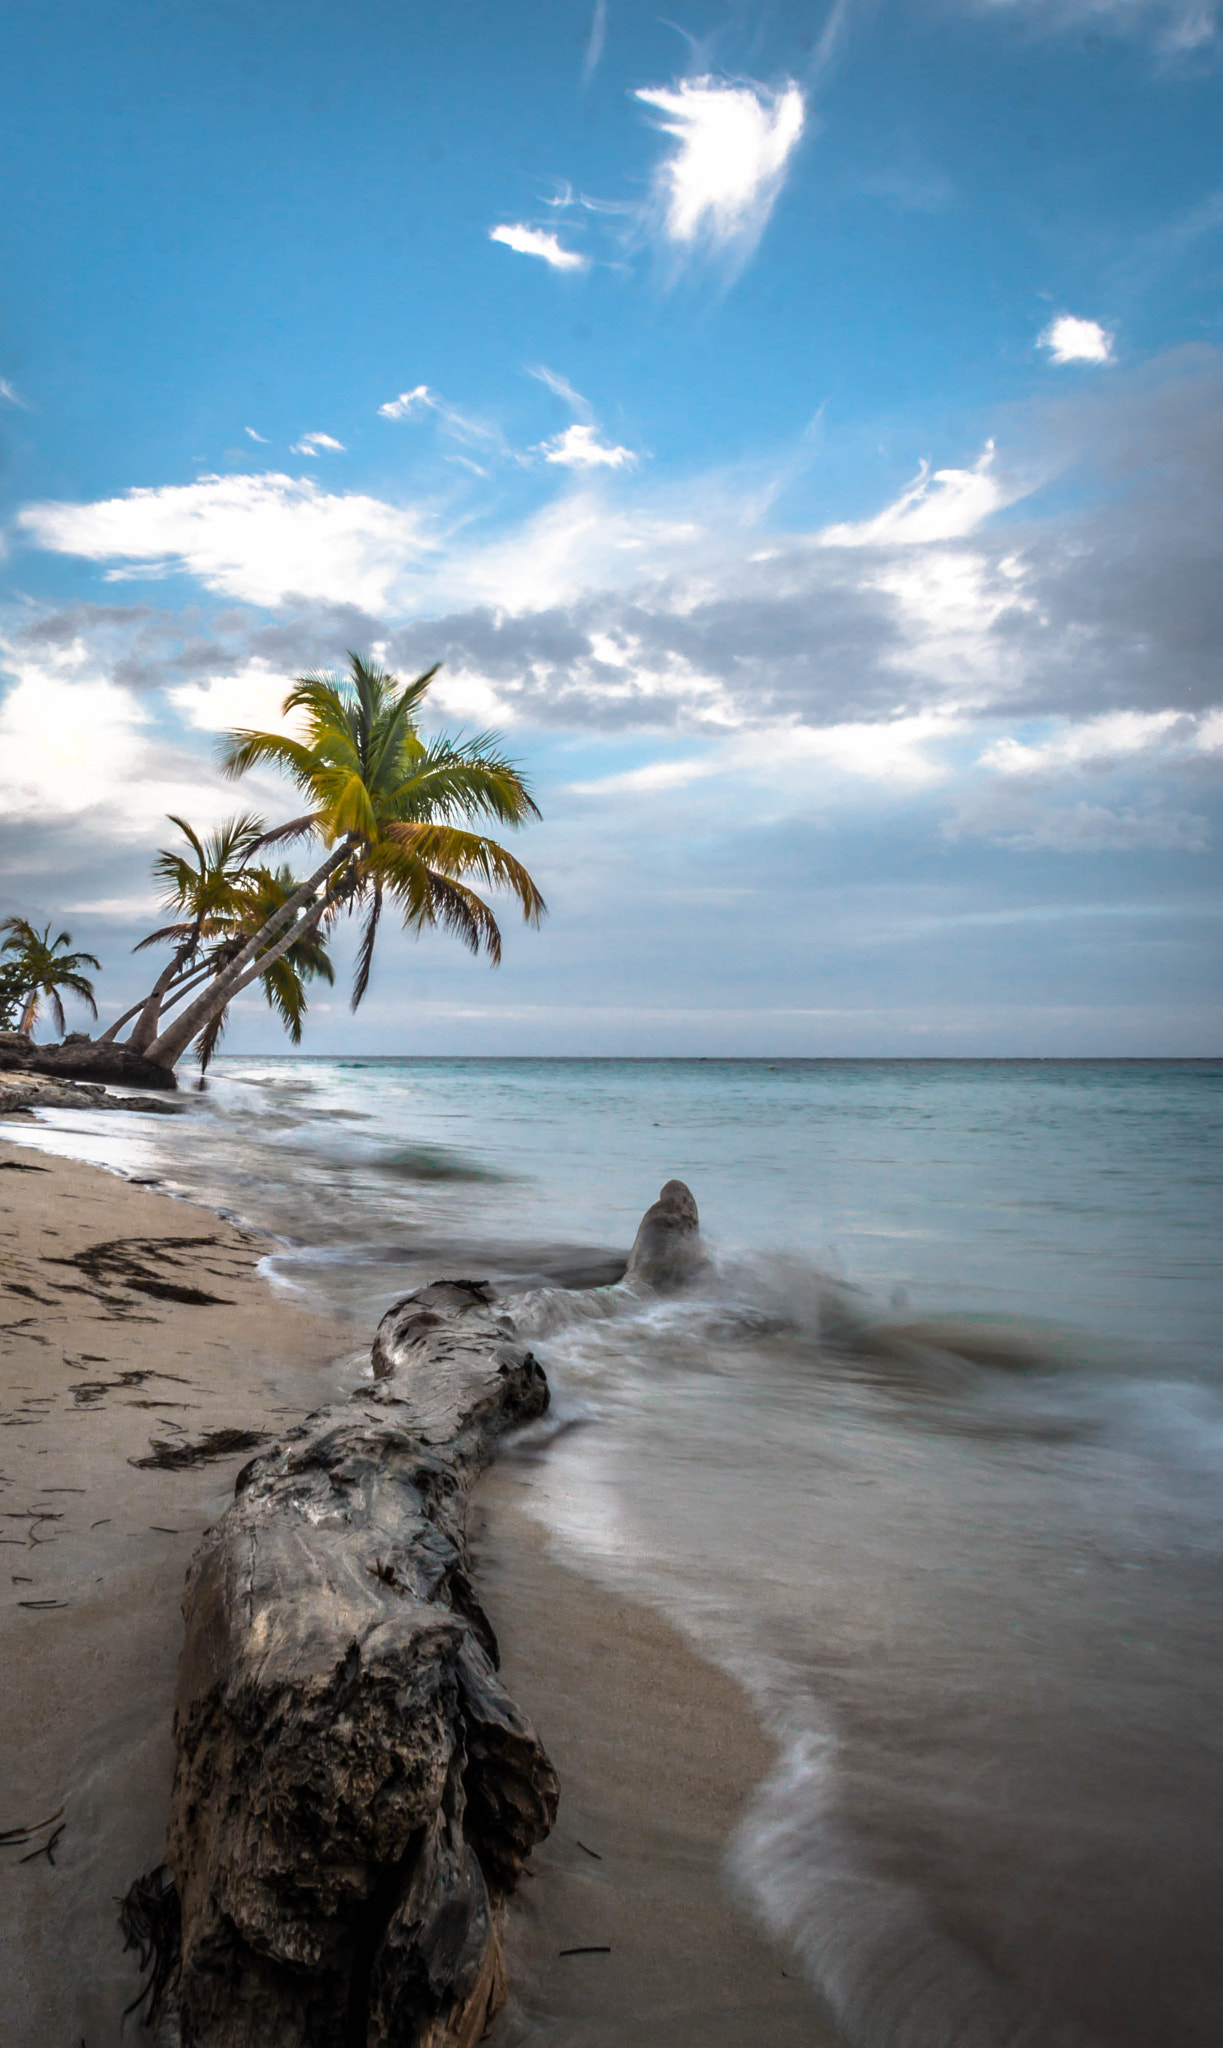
[0,919,101,1038]
[141,656,545,1070]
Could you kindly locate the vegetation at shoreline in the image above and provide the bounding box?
[1,656,546,1077]
[0,919,100,1037]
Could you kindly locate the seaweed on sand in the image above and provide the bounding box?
[130,1427,270,1471]
[119,1864,181,2024]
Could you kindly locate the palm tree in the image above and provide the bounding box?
[192,864,336,1075]
[0,920,101,1039]
[141,656,545,1072]
[99,813,267,1048]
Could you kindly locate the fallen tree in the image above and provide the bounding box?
[126,1181,705,2045]
[135,1278,557,2047]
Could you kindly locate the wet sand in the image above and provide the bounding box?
[0,1130,357,2048]
[477,1474,837,2048]
[2,1125,831,2048]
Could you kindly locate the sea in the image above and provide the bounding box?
[13,1055,1223,2048]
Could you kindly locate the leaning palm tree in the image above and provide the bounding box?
[0,919,101,1038]
[99,813,267,1049]
[192,865,336,1076]
[141,657,545,1072]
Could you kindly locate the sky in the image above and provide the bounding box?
[1,0,1220,1056]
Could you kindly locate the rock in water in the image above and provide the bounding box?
[624,1177,705,1290]
[155,1280,556,2048]
[22,1040,179,1089]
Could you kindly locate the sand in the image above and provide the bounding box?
[476,1476,838,2048]
[1,1126,833,2048]
[0,1129,358,2048]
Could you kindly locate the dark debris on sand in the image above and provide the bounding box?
[130,1427,271,1471]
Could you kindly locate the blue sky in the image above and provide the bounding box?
[1,0,1220,1054]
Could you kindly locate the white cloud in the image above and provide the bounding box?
[528,365,594,421]
[378,386,432,421]
[571,755,721,795]
[820,443,1012,547]
[167,660,305,736]
[0,377,27,408]
[18,472,432,610]
[572,710,964,797]
[1038,315,1115,366]
[539,423,637,470]
[0,655,230,836]
[376,383,507,454]
[982,710,1189,775]
[489,224,587,271]
[635,76,805,259]
[290,431,346,455]
[244,426,269,443]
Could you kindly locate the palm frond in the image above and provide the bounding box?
[350,886,383,1012]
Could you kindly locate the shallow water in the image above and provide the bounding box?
[14,1055,1223,2048]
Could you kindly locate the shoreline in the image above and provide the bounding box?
[476,1473,837,2048]
[1,1125,829,2045]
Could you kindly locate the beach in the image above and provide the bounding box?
[1,1123,828,2047]
[0,1132,357,2044]
[477,1479,834,2048]
[4,1053,1222,2048]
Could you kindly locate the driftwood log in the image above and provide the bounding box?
[130,1182,704,2046]
[151,1279,557,2047]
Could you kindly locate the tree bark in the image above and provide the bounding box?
[155,1277,558,2047]
[125,941,199,1051]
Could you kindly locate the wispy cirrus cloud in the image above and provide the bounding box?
[0,377,28,409]
[244,426,269,443]
[969,0,1217,53]
[528,365,594,421]
[582,0,607,84]
[290,430,346,455]
[377,383,509,457]
[489,223,587,270]
[378,386,432,421]
[1039,315,1116,365]
[635,75,805,263]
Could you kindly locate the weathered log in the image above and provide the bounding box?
[158,1279,557,2047]
[138,1186,705,2045]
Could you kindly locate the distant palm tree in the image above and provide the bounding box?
[141,656,545,1071]
[0,919,101,1038]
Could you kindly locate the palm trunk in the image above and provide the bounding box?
[108,957,217,1044]
[99,943,200,1046]
[18,994,37,1036]
[146,845,353,1070]
[126,942,199,1052]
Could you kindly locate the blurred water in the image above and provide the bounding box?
[12,1055,1223,2048]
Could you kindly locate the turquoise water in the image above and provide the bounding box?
[14,1056,1223,2048]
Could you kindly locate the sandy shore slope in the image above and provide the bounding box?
[0,1131,356,2048]
[477,1476,839,2048]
